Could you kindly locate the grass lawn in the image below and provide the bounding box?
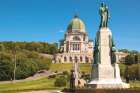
[0,78,140,93]
[130,81,140,89]
[0,77,65,93]
[50,63,92,73]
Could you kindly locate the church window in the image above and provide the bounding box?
[75,56,78,63]
[64,56,67,61]
[73,44,75,50]
[85,56,89,63]
[77,44,80,50]
[80,56,83,62]
[70,56,72,62]
[72,44,80,51]
[75,44,76,50]
[73,44,76,51]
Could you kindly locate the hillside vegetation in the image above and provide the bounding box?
[0,42,57,81]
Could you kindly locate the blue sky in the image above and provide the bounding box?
[0,0,140,51]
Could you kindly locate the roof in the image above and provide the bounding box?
[67,16,86,33]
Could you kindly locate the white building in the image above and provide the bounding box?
[115,52,129,63]
[54,16,94,63]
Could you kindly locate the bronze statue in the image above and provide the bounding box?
[70,70,75,89]
[99,3,109,28]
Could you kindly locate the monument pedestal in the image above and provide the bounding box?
[89,28,130,89]
[89,64,130,88]
[89,82,130,89]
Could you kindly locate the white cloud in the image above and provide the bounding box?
[59,29,65,33]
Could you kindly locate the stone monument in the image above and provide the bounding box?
[88,3,130,88]
[73,61,80,87]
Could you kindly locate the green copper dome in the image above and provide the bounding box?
[67,16,86,32]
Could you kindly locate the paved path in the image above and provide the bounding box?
[0,70,61,84]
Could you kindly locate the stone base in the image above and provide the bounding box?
[88,79,130,89]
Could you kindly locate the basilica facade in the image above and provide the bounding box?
[54,16,93,63]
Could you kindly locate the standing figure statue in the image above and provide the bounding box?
[99,3,109,28]
[70,70,75,89]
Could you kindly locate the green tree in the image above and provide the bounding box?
[16,60,38,79]
[37,56,51,70]
[125,53,136,65]
[0,53,13,81]
[127,64,140,80]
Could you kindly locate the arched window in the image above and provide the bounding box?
[64,56,67,62]
[77,44,80,50]
[70,56,72,62]
[75,56,78,63]
[73,36,80,41]
[80,56,83,62]
[72,44,80,51]
[85,56,89,63]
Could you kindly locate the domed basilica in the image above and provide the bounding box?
[54,15,93,63]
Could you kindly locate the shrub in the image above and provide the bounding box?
[54,70,58,73]
[48,74,56,79]
[62,71,69,75]
[54,75,67,87]
[127,64,140,80]
[122,64,140,81]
